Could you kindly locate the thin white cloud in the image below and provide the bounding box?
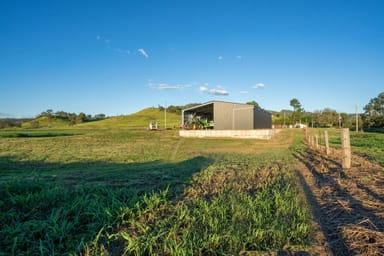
[210,89,229,95]
[149,81,190,90]
[200,85,229,96]
[158,84,178,90]
[138,48,149,58]
[114,48,131,56]
[218,56,223,60]
[253,83,265,89]
[96,35,111,46]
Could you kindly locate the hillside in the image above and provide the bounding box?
[21,116,71,129]
[77,107,181,129]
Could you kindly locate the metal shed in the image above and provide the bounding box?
[182,101,272,130]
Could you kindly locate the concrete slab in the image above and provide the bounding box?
[179,129,281,139]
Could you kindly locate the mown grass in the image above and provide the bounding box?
[0,128,311,255]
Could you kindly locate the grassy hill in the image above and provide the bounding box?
[19,108,181,129]
[21,116,71,129]
[77,107,181,129]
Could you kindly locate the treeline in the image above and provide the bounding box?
[37,109,107,125]
[273,92,384,130]
[0,118,32,129]
[157,103,201,115]
[272,109,359,128]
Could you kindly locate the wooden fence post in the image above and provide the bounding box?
[341,128,351,169]
[315,135,319,149]
[324,130,330,155]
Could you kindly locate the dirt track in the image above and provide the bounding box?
[294,144,384,255]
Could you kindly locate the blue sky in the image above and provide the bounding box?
[1,0,383,117]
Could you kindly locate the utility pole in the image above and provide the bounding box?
[164,102,167,129]
[338,113,341,128]
[355,105,358,132]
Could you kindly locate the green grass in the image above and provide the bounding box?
[78,107,181,129]
[0,128,311,255]
[97,155,310,255]
[307,128,384,165]
[0,130,82,138]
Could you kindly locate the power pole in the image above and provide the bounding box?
[355,105,358,132]
[164,102,167,129]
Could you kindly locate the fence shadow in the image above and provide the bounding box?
[292,147,384,256]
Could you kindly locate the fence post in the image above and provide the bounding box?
[341,128,351,169]
[324,130,330,155]
[315,135,319,149]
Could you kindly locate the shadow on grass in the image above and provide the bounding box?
[0,131,82,138]
[0,155,212,255]
[0,155,213,195]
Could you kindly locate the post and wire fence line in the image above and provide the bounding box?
[305,128,351,170]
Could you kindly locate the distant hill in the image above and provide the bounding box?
[21,116,71,128]
[77,107,181,129]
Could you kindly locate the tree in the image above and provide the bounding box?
[290,98,304,124]
[94,114,106,120]
[363,92,384,128]
[76,112,86,123]
[246,100,260,108]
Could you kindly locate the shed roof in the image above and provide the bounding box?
[182,100,251,112]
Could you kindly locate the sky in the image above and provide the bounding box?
[1,0,383,118]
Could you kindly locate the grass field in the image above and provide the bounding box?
[307,128,384,165]
[1,127,382,255]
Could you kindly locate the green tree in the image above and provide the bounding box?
[246,100,260,108]
[363,92,384,128]
[290,98,304,124]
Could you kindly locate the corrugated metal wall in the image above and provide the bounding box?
[214,102,254,130]
[183,101,272,130]
[253,108,272,129]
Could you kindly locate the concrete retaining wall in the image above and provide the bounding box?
[179,129,281,139]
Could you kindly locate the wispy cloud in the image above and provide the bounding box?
[253,83,265,89]
[210,88,229,95]
[199,86,208,92]
[218,56,223,60]
[200,84,229,96]
[138,48,149,58]
[239,91,248,94]
[114,48,131,56]
[96,35,110,44]
[149,81,190,90]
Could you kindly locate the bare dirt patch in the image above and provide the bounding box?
[293,145,384,255]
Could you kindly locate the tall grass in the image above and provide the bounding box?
[0,182,139,255]
[90,154,311,255]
